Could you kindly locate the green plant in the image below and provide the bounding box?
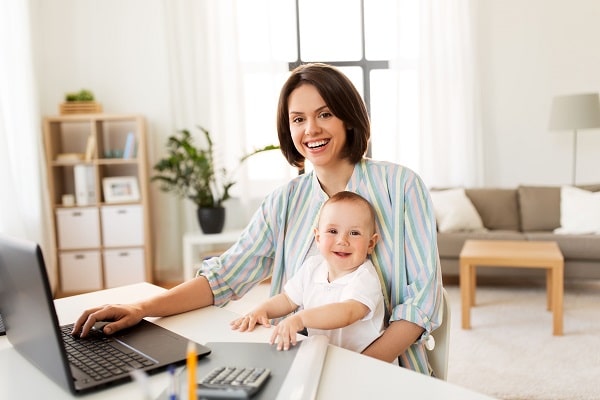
[65,89,95,102]
[152,125,279,208]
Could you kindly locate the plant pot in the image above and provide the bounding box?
[196,207,225,234]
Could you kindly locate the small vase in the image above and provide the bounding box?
[196,207,225,234]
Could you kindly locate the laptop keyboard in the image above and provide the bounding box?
[0,313,5,335]
[61,324,156,381]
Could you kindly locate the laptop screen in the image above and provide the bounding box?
[0,236,74,391]
[0,234,210,395]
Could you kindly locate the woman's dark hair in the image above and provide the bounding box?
[276,63,370,168]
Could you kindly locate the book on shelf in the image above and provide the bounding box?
[74,165,95,206]
[84,135,95,161]
[122,132,136,159]
[56,153,84,162]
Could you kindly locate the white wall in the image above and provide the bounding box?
[31,0,185,280]
[31,0,600,279]
[476,0,600,186]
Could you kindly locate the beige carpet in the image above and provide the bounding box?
[444,281,600,400]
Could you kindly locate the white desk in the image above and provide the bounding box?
[0,283,496,399]
[182,230,243,281]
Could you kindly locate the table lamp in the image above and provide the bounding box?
[548,93,600,185]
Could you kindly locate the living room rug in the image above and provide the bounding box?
[444,281,600,400]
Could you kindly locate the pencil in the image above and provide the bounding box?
[187,341,197,400]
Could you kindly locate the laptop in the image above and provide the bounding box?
[0,235,211,395]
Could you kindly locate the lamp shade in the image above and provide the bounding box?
[548,93,600,131]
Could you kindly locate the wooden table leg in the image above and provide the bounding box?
[552,263,564,336]
[470,266,476,306]
[546,268,553,311]
[460,260,472,329]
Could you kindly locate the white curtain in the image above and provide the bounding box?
[0,1,53,284]
[418,0,483,188]
[162,0,247,235]
[163,1,243,138]
[162,0,289,234]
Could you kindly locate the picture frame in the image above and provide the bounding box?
[102,176,140,203]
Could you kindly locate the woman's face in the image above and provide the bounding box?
[288,84,348,169]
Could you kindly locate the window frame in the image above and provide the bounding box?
[288,0,391,117]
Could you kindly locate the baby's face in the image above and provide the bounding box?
[314,201,378,275]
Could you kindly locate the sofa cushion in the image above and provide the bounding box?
[525,232,600,260]
[437,230,525,257]
[429,188,486,232]
[518,186,561,232]
[465,189,520,231]
[554,186,600,234]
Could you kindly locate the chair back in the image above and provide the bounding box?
[427,287,451,380]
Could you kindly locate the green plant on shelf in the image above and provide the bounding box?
[65,89,95,102]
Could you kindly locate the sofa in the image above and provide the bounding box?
[430,184,600,280]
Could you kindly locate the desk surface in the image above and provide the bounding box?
[0,283,495,399]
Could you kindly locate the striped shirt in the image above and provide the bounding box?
[198,158,443,374]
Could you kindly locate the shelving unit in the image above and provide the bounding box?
[42,114,153,296]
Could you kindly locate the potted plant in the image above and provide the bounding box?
[151,125,278,233]
[60,88,103,114]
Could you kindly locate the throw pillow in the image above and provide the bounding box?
[554,186,600,234]
[430,188,486,232]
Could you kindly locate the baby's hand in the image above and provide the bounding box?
[270,315,304,350]
[230,312,270,332]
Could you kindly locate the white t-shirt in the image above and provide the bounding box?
[284,255,385,353]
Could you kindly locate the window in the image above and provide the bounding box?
[236,0,419,186]
[291,0,390,118]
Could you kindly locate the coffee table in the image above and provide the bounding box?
[459,240,564,335]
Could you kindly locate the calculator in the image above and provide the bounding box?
[197,366,271,399]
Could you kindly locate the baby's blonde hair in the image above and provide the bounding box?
[318,191,377,233]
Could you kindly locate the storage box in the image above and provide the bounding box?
[56,208,100,249]
[101,205,143,247]
[103,248,145,288]
[60,251,102,292]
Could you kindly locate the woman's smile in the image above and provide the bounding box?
[305,138,330,149]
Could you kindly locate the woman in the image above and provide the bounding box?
[73,63,443,374]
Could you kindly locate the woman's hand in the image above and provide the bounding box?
[71,303,144,338]
[269,314,304,350]
[230,311,270,332]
